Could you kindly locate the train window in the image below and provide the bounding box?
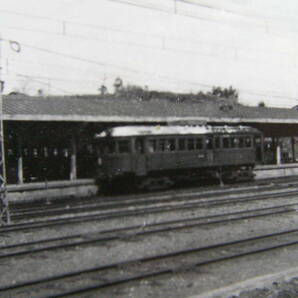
[239,137,244,148]
[118,140,130,153]
[245,137,252,147]
[168,139,176,151]
[158,139,166,151]
[44,147,49,157]
[135,138,145,154]
[63,148,68,157]
[178,138,186,150]
[33,148,38,157]
[96,145,102,156]
[87,145,94,154]
[214,137,221,149]
[187,138,195,150]
[106,141,115,154]
[195,138,203,150]
[206,137,213,150]
[231,137,238,148]
[8,149,13,156]
[148,140,157,153]
[53,148,58,156]
[23,148,28,156]
[223,137,230,148]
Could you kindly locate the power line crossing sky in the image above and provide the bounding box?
[0,0,298,107]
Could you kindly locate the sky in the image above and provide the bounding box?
[1,0,298,107]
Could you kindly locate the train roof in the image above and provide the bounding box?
[96,125,260,138]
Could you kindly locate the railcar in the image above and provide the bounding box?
[95,125,260,192]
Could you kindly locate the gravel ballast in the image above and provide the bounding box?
[2,186,298,297]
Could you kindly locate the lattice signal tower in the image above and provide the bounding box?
[0,37,10,225]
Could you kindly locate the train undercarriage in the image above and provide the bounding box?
[98,164,255,194]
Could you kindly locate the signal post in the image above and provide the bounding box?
[0,37,10,225]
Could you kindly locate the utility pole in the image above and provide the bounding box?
[0,37,11,225]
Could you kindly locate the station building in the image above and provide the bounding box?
[3,94,298,200]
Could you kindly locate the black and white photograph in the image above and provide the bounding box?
[1,0,298,297]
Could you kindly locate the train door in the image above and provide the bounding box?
[134,137,147,176]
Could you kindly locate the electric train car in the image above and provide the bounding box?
[95,125,260,192]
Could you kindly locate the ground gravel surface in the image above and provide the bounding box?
[2,190,298,246]
[236,277,298,298]
[2,187,298,297]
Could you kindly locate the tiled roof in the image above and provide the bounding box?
[2,95,298,124]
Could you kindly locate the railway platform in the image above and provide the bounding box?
[255,162,298,179]
[4,163,298,203]
[7,178,97,203]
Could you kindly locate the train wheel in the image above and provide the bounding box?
[223,166,255,183]
[138,176,174,192]
[98,180,113,195]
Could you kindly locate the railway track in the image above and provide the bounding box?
[0,203,295,260]
[9,179,298,221]
[8,181,298,224]
[2,228,298,297]
[2,186,298,235]
[1,179,298,297]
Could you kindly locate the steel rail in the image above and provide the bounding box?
[9,187,298,222]
[2,229,298,296]
[0,204,295,260]
[52,238,298,298]
[1,188,298,234]
[10,181,298,217]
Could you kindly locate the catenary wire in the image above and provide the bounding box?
[2,38,298,102]
[2,23,298,72]
[1,6,298,59]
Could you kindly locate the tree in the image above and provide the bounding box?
[37,89,44,96]
[210,86,238,100]
[99,84,108,95]
[118,84,148,100]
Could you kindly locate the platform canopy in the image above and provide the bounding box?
[3,95,298,132]
[2,94,298,185]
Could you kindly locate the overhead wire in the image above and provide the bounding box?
[1,6,298,60]
[15,73,114,87]
[1,4,298,102]
[1,0,298,53]
[2,36,298,102]
[8,58,108,80]
[107,0,268,31]
[1,38,212,90]
[10,70,298,103]
[179,0,298,24]
[0,24,164,53]
[8,58,141,86]
[10,40,141,74]
[108,0,171,13]
[179,0,270,21]
[1,1,296,29]
[0,8,160,40]
[107,0,298,42]
[0,1,292,41]
[2,22,298,72]
[14,75,72,94]
[14,72,298,103]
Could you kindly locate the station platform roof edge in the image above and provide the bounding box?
[3,94,298,125]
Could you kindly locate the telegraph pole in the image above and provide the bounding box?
[0,37,10,225]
